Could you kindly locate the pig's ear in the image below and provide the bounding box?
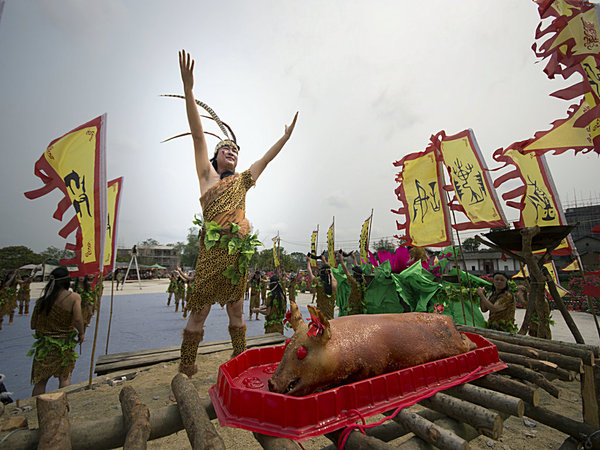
[289,301,305,331]
[306,305,332,342]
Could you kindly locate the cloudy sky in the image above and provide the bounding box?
[0,0,598,256]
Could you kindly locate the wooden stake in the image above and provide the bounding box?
[471,373,539,407]
[37,392,71,450]
[445,382,524,417]
[170,373,225,449]
[500,363,560,398]
[523,403,598,441]
[252,432,300,449]
[88,273,103,390]
[419,391,503,439]
[119,386,151,450]
[394,408,469,450]
[105,275,115,355]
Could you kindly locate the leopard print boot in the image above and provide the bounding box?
[178,329,204,377]
[229,324,247,358]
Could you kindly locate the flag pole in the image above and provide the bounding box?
[88,273,103,389]
[105,274,115,354]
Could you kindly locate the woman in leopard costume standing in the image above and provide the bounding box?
[165,50,298,390]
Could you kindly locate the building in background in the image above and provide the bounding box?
[116,245,179,270]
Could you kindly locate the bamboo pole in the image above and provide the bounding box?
[88,273,103,390]
[105,274,115,355]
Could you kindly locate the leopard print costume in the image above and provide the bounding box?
[313,279,336,320]
[179,329,204,377]
[188,169,255,311]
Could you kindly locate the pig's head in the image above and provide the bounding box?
[268,303,336,396]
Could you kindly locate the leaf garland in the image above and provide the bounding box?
[27,331,79,367]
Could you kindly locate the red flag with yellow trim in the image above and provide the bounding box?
[432,129,507,230]
[103,177,124,276]
[24,115,107,275]
[392,147,452,247]
[493,147,574,255]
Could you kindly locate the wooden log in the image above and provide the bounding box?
[119,385,151,450]
[171,373,225,449]
[490,338,582,375]
[419,392,503,439]
[457,324,598,362]
[544,267,585,344]
[325,428,395,449]
[470,374,539,407]
[524,403,598,441]
[253,432,300,449]
[581,364,600,428]
[1,399,219,450]
[498,351,574,381]
[37,391,71,450]
[500,363,560,398]
[393,409,468,450]
[445,383,524,417]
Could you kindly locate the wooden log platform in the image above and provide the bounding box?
[94,333,287,375]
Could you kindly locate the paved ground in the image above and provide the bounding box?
[1,279,598,401]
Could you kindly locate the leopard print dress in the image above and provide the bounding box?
[189,169,255,311]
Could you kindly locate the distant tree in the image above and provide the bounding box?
[374,238,395,253]
[0,246,43,271]
[462,238,481,252]
[179,227,200,269]
[39,246,75,261]
[290,252,306,270]
[139,238,160,247]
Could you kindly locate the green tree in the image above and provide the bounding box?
[139,238,160,247]
[0,246,43,271]
[374,238,395,253]
[39,246,75,261]
[462,238,480,252]
[180,227,200,269]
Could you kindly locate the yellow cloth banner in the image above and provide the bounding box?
[359,214,371,263]
[562,259,581,271]
[548,6,600,57]
[103,178,123,271]
[327,221,336,267]
[273,236,280,268]
[398,150,450,247]
[439,130,505,228]
[504,149,571,254]
[310,230,318,268]
[513,262,569,297]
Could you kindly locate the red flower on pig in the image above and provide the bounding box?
[283,310,292,328]
[307,313,325,338]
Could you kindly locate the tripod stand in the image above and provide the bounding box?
[122,250,142,290]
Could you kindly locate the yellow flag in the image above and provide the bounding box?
[359,213,372,263]
[437,130,506,230]
[25,115,107,275]
[327,220,336,267]
[103,177,124,275]
[501,149,573,255]
[514,262,569,297]
[393,148,451,247]
[273,236,280,268]
[310,230,318,268]
[562,259,581,271]
[546,6,600,57]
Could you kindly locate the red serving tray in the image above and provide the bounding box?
[208,332,506,441]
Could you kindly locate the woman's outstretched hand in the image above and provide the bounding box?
[284,112,299,138]
[179,49,195,92]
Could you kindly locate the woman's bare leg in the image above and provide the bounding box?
[32,378,49,397]
[58,374,72,389]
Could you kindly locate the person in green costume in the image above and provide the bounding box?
[253,274,287,334]
[306,253,337,320]
[336,251,367,315]
[476,272,516,332]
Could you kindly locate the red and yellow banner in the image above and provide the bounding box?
[25,115,107,275]
[561,258,581,271]
[327,219,336,267]
[359,212,372,263]
[493,148,573,255]
[310,230,318,268]
[433,130,506,230]
[103,177,124,275]
[392,147,452,247]
[513,261,570,297]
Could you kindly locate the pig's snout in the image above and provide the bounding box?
[267,378,276,392]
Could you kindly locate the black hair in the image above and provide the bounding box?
[73,275,90,293]
[38,266,71,315]
[319,265,333,295]
[269,274,286,307]
[489,272,510,301]
[351,265,365,285]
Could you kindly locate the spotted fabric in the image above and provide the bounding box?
[229,324,247,357]
[312,279,336,320]
[189,170,255,311]
[487,291,516,330]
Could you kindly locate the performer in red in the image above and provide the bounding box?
[170,50,298,390]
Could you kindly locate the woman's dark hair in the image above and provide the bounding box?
[351,265,364,285]
[38,266,71,315]
[489,272,510,301]
[319,265,332,295]
[72,275,90,293]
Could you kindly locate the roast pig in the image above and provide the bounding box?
[268,303,476,396]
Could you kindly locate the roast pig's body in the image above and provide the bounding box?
[269,312,476,396]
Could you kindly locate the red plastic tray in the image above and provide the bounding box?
[208,332,506,441]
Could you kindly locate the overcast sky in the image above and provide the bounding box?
[0,0,598,256]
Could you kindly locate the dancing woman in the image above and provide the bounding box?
[306,253,337,320]
[336,251,367,315]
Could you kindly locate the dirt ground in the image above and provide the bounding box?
[2,347,591,450]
